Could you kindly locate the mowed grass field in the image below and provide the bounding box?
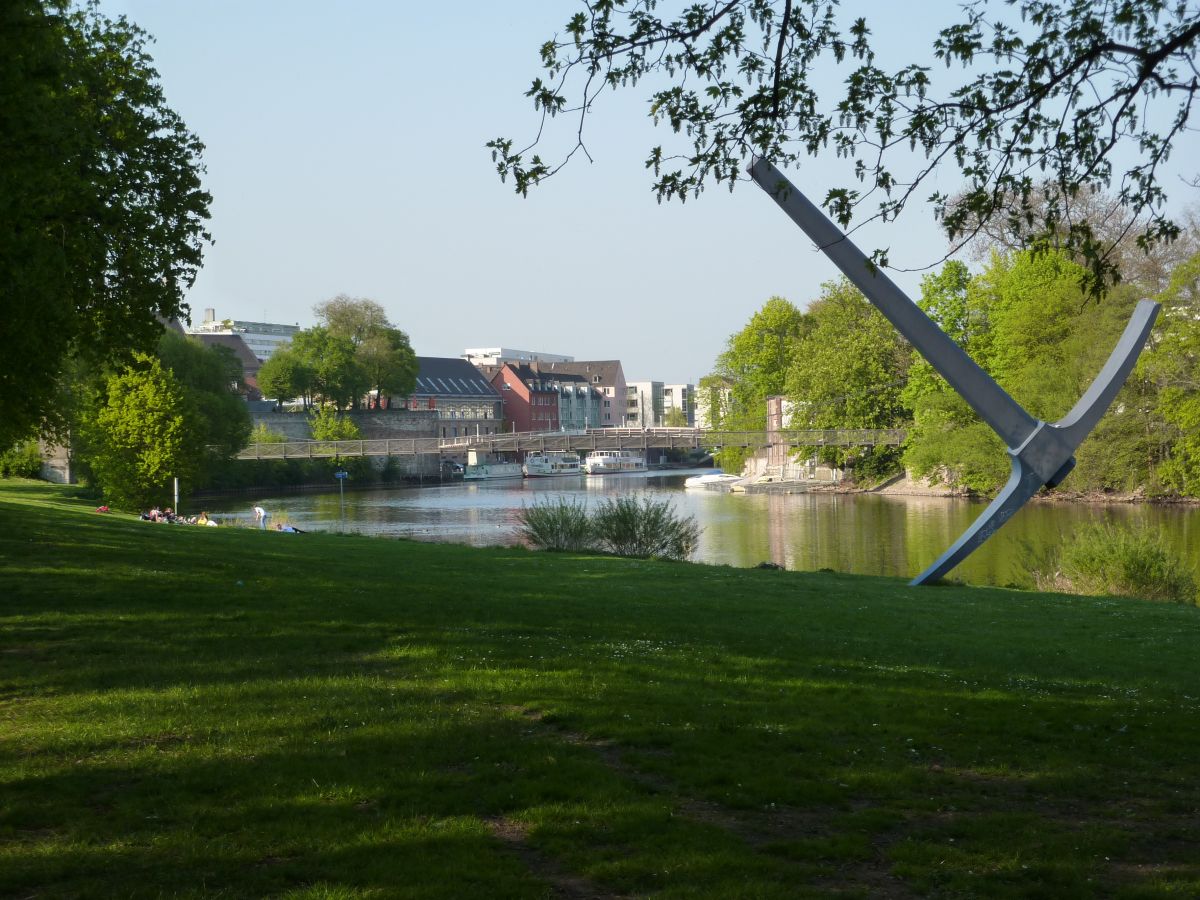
[1,480,1198,898]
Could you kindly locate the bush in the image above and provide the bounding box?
[1038,522,1197,605]
[591,495,700,561]
[249,423,287,444]
[847,445,904,485]
[0,441,42,478]
[309,406,361,441]
[518,495,701,561]
[518,498,594,553]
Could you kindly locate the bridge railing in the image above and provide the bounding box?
[236,438,444,460]
[232,427,906,460]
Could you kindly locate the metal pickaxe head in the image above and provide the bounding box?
[748,158,1159,585]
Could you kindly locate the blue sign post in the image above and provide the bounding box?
[335,469,348,532]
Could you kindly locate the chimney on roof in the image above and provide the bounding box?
[204,308,215,323]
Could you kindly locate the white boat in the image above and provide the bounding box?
[523,451,582,477]
[684,471,744,489]
[582,449,647,475]
[464,450,523,481]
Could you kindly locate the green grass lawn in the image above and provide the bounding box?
[1,480,1198,898]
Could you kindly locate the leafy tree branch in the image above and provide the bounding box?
[491,0,1200,290]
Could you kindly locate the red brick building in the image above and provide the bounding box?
[490,363,561,433]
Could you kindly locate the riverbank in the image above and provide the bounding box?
[2,479,1198,896]
[860,473,1200,505]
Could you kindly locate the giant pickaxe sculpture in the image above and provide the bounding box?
[749,158,1160,585]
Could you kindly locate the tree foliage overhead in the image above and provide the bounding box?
[491,0,1200,289]
[0,1,211,447]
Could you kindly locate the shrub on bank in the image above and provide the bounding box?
[517,497,594,553]
[592,496,701,560]
[519,495,700,561]
[1033,522,1197,605]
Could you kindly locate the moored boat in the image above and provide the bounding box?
[523,451,582,477]
[684,471,744,490]
[463,450,523,481]
[582,449,647,475]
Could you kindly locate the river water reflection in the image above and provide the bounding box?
[203,471,1200,587]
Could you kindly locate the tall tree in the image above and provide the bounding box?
[357,327,418,402]
[0,2,210,448]
[901,263,1009,491]
[79,353,203,509]
[492,1,1199,290]
[313,295,418,404]
[256,346,314,408]
[785,278,910,475]
[1143,252,1200,495]
[156,331,251,468]
[314,295,391,348]
[710,297,811,470]
[716,297,811,405]
[954,187,1200,295]
[903,251,1158,493]
[290,327,364,411]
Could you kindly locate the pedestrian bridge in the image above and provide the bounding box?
[233,427,906,460]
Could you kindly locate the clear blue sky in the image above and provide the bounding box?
[96,1,1197,384]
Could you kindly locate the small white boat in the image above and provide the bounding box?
[583,449,647,475]
[464,450,523,481]
[684,471,744,489]
[523,451,582,477]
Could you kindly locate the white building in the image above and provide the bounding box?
[461,347,574,367]
[625,381,695,427]
[625,381,663,427]
[663,383,695,426]
[189,308,300,362]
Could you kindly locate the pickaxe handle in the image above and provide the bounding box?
[749,158,1038,449]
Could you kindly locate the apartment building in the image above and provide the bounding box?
[490,363,603,432]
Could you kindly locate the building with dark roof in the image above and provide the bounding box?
[489,363,603,432]
[534,360,627,427]
[404,357,504,439]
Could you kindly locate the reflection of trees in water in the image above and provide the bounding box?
[211,484,1200,587]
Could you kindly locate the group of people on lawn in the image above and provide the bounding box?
[136,503,304,532]
[138,504,303,532]
[140,507,218,526]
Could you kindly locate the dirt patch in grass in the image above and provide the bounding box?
[486,816,624,900]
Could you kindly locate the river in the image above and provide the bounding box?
[199,471,1200,588]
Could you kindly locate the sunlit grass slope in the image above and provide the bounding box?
[1,480,1198,898]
